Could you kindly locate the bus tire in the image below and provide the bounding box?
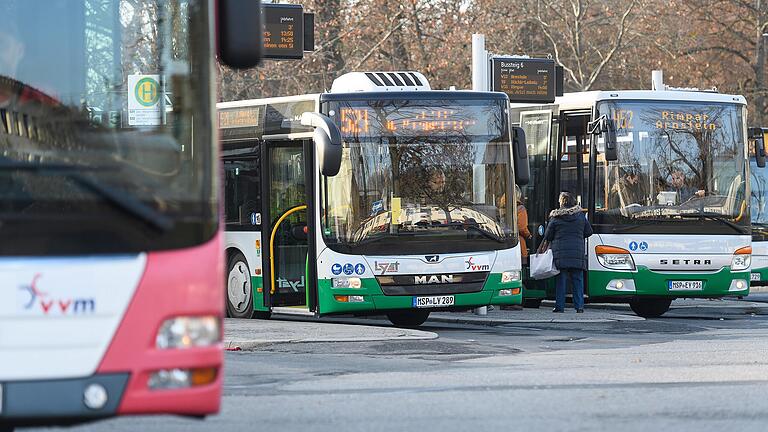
[226,252,255,319]
[629,298,672,318]
[386,310,430,328]
[523,298,543,308]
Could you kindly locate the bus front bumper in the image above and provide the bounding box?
[588,266,750,299]
[318,274,523,314]
[0,374,129,426]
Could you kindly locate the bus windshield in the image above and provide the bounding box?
[594,100,748,233]
[0,1,214,255]
[321,98,518,255]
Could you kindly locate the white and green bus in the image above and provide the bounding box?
[219,71,529,327]
[749,127,768,286]
[511,79,754,317]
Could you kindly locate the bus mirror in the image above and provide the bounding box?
[511,126,530,185]
[589,115,618,161]
[217,0,262,69]
[761,131,768,168]
[749,127,767,168]
[301,112,342,177]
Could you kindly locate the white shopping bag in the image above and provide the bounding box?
[530,249,560,280]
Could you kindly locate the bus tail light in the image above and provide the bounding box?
[155,316,221,349]
[732,246,752,271]
[595,245,635,271]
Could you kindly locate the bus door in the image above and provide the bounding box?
[555,111,592,295]
[262,139,317,310]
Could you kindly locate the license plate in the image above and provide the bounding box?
[751,272,761,282]
[412,295,455,308]
[668,280,703,291]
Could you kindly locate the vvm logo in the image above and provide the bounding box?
[465,257,490,272]
[19,274,96,315]
[134,77,160,107]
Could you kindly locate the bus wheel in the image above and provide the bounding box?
[386,310,430,328]
[523,298,543,308]
[226,252,255,319]
[629,298,672,318]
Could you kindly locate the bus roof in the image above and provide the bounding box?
[217,93,320,109]
[549,90,747,111]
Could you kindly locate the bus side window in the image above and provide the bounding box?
[224,158,262,226]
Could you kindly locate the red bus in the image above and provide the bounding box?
[0,0,260,429]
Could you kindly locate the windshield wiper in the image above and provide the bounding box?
[463,224,505,242]
[0,158,174,232]
[610,218,671,233]
[677,213,745,233]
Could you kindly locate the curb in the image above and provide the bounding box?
[223,329,438,350]
[427,313,644,326]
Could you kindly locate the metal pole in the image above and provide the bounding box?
[471,34,488,92]
[471,34,488,316]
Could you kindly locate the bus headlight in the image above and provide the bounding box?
[732,246,752,271]
[332,277,362,288]
[596,245,635,271]
[501,270,521,283]
[156,316,221,349]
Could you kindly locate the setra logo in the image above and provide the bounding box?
[465,257,490,271]
[18,274,96,315]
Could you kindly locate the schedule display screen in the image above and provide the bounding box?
[263,4,304,59]
[331,100,505,138]
[491,58,556,103]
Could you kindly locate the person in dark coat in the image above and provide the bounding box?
[542,192,593,313]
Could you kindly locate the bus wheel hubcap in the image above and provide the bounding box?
[228,261,250,312]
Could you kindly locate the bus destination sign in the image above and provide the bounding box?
[263,4,304,60]
[491,57,557,103]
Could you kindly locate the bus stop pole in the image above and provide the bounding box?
[471,33,488,316]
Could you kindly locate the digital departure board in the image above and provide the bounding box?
[491,57,557,103]
[263,4,304,60]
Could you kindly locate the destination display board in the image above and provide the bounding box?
[263,4,304,60]
[491,57,557,103]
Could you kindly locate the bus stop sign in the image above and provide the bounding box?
[490,57,562,103]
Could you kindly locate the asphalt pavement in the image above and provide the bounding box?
[28,298,768,432]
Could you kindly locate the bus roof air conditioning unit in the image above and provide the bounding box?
[330,71,431,93]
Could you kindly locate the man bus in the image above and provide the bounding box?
[219,71,529,327]
[0,0,265,429]
[510,72,756,317]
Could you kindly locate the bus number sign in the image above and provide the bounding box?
[491,58,557,103]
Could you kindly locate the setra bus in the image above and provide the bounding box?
[510,72,758,317]
[0,0,262,430]
[219,71,529,327]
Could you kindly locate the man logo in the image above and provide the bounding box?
[414,275,454,284]
[425,255,439,263]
